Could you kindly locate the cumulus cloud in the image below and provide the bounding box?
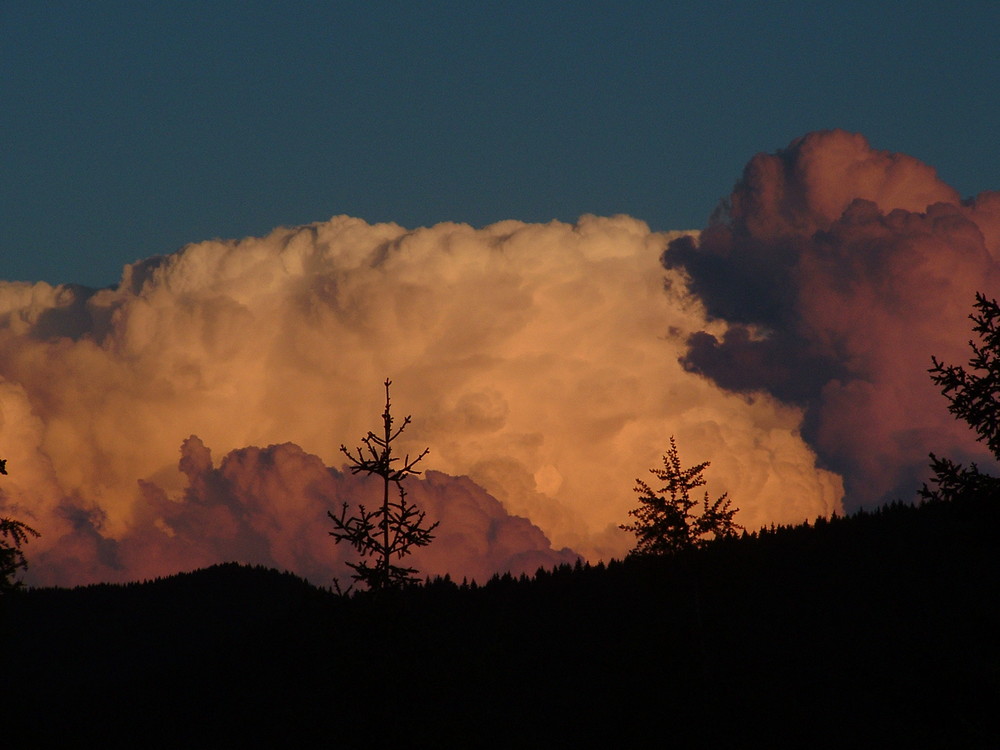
[1,212,842,587]
[26,436,577,587]
[665,129,1000,507]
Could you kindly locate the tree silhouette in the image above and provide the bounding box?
[621,436,741,555]
[923,293,1000,502]
[929,292,1000,459]
[919,453,1000,504]
[328,379,439,593]
[1,459,41,593]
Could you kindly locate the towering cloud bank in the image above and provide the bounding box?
[665,130,1000,507]
[1,213,840,586]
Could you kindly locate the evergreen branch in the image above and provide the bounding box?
[328,380,438,593]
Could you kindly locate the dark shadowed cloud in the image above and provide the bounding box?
[665,130,1000,507]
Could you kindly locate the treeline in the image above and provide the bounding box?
[4,491,997,746]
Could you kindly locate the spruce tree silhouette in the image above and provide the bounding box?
[1,459,40,593]
[328,379,439,593]
[621,436,741,555]
[923,292,1000,502]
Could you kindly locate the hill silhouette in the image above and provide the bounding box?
[4,494,997,746]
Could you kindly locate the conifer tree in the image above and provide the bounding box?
[1,459,41,593]
[328,379,438,593]
[923,293,1000,502]
[621,436,741,556]
[928,292,1000,460]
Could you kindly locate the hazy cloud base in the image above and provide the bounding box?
[2,130,993,587]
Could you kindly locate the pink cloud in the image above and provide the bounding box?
[667,130,1000,507]
[29,437,578,587]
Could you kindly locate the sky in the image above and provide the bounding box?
[2,2,1000,588]
[4,1,1000,288]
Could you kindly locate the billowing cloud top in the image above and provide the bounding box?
[1,212,842,586]
[666,129,1000,506]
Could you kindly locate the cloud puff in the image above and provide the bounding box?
[1,213,842,586]
[26,436,577,587]
[665,130,1000,507]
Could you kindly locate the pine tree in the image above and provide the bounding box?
[328,379,439,593]
[1,459,41,593]
[923,293,1000,502]
[919,453,1000,504]
[621,436,741,556]
[928,292,1000,460]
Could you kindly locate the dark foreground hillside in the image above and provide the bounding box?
[4,495,998,747]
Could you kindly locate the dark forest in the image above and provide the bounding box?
[4,490,997,747]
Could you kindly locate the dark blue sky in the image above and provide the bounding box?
[4,1,999,287]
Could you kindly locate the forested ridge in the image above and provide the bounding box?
[4,493,997,747]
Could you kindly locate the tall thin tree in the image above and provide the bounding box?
[328,379,438,593]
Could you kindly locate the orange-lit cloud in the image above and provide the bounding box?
[667,129,1000,506]
[0,213,841,586]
